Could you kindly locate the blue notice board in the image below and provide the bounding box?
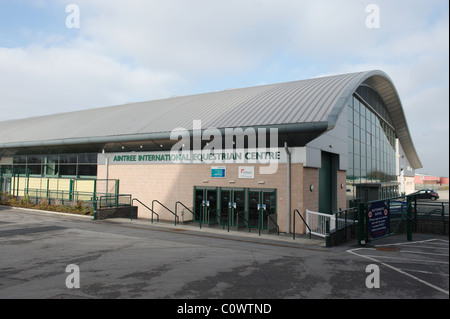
[211,166,226,178]
[368,201,389,239]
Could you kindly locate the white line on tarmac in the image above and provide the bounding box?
[389,244,449,250]
[347,239,449,296]
[375,238,448,247]
[352,253,449,265]
[400,268,450,276]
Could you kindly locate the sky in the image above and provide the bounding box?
[0,0,448,177]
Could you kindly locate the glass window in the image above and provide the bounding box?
[78,153,97,164]
[59,165,77,176]
[354,141,360,155]
[78,165,97,177]
[13,156,27,164]
[348,91,397,193]
[28,165,42,175]
[353,108,359,127]
[366,132,372,146]
[354,155,361,169]
[348,139,353,153]
[60,154,77,164]
[354,126,360,141]
[45,155,59,176]
[27,155,42,164]
[361,156,367,171]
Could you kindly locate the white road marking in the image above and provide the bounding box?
[347,239,449,296]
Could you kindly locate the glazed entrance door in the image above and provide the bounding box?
[194,187,276,230]
[205,188,218,224]
[219,188,245,227]
[194,187,205,223]
[248,190,261,229]
[219,189,232,225]
[193,187,218,224]
[248,189,276,230]
[262,190,276,230]
[232,190,245,227]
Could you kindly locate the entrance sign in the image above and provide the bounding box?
[368,201,389,239]
[238,166,254,179]
[98,147,309,166]
[211,166,226,178]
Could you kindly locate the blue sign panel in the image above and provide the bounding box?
[368,201,389,239]
[211,166,226,178]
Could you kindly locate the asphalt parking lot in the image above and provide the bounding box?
[0,205,448,301]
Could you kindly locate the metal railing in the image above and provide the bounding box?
[333,207,357,231]
[132,198,159,223]
[305,209,334,238]
[152,200,179,226]
[175,201,196,226]
[26,188,100,204]
[293,209,311,240]
[262,211,279,236]
[331,207,358,245]
[234,211,251,233]
[98,194,132,209]
[413,201,448,235]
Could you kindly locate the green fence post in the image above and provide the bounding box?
[406,196,413,241]
[325,220,331,248]
[358,202,366,246]
[93,198,97,220]
[441,202,445,235]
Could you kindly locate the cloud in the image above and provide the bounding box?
[0,44,181,119]
[0,0,448,176]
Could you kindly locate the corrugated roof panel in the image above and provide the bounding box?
[0,70,422,169]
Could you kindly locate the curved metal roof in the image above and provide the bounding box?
[0,70,421,168]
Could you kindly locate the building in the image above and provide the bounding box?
[0,70,422,234]
[414,174,449,188]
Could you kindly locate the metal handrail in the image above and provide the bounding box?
[261,210,279,236]
[293,209,311,240]
[152,199,179,226]
[132,198,159,223]
[99,194,131,209]
[175,201,197,227]
[235,211,251,232]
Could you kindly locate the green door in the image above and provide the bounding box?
[247,189,277,230]
[319,152,338,214]
[219,188,231,226]
[205,188,218,225]
[194,187,218,224]
[233,189,245,227]
[248,190,261,229]
[319,152,332,213]
[194,187,205,223]
[262,190,277,230]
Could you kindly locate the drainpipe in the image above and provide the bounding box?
[284,142,291,234]
[103,149,109,194]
